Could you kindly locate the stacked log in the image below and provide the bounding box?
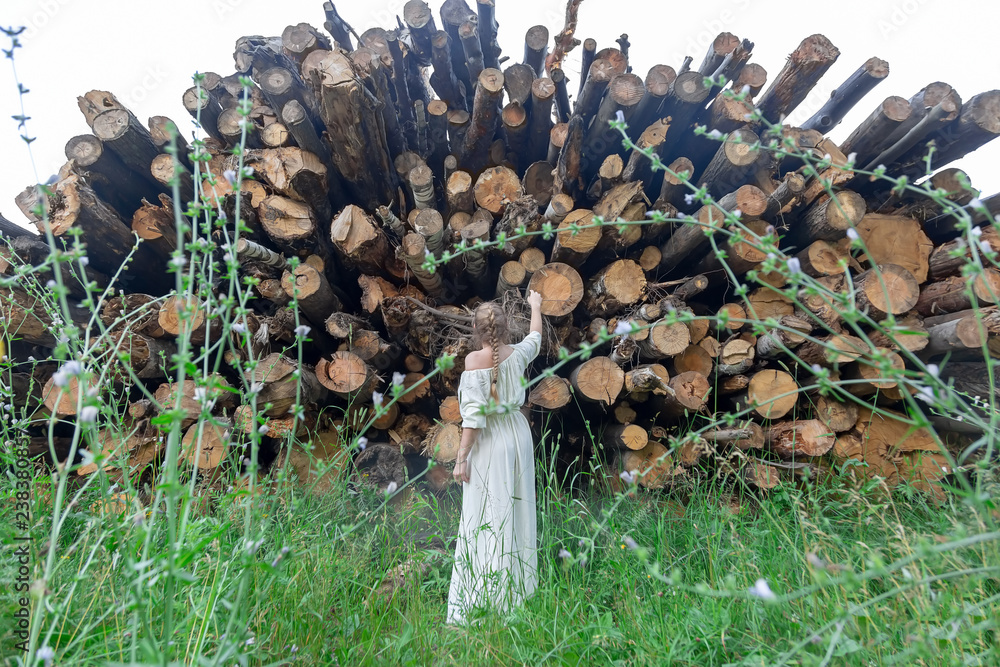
[4,2,1000,501]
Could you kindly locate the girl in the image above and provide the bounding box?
[446,290,544,626]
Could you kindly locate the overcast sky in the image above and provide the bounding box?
[2,0,999,231]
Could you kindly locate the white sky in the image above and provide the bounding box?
[2,0,1000,231]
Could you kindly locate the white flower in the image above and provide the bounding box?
[614,320,633,336]
[615,109,625,124]
[619,470,635,484]
[372,391,384,405]
[78,256,89,267]
[806,552,827,569]
[46,279,56,289]
[971,226,983,238]
[765,225,775,235]
[748,578,776,600]
[740,84,751,95]
[392,372,406,387]
[223,252,233,263]
[385,481,398,494]
[707,129,723,140]
[249,382,263,394]
[811,364,823,375]
[223,169,237,186]
[356,435,368,451]
[52,360,83,387]
[558,548,571,559]
[731,209,742,219]
[80,449,95,466]
[36,647,54,666]
[846,228,859,241]
[79,405,99,423]
[623,536,639,551]
[245,637,255,646]
[969,197,984,209]
[231,322,247,334]
[786,257,801,274]
[927,364,939,378]
[847,152,857,164]
[981,240,993,254]
[916,385,936,404]
[684,193,696,205]
[170,256,188,269]
[294,324,311,338]
[257,424,270,435]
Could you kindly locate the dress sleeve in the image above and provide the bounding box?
[512,330,542,364]
[457,372,488,429]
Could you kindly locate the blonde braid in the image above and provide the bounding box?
[487,305,501,402]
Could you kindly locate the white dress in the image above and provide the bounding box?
[446,330,541,625]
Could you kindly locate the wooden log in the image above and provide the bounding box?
[181,420,230,470]
[553,114,585,196]
[582,259,646,317]
[704,421,764,450]
[312,50,395,208]
[623,364,670,397]
[755,315,812,359]
[754,34,840,123]
[583,72,645,174]
[182,83,226,143]
[473,165,520,216]
[915,271,1000,317]
[923,309,1000,356]
[461,68,505,172]
[574,58,617,127]
[768,419,835,458]
[673,344,714,377]
[619,441,683,489]
[248,353,323,418]
[638,318,691,360]
[796,333,868,368]
[658,371,710,417]
[527,262,584,316]
[843,347,905,397]
[800,57,889,134]
[839,95,912,165]
[716,337,755,376]
[747,369,799,419]
[789,189,866,244]
[698,127,761,198]
[654,156,695,210]
[551,209,600,267]
[547,121,568,165]
[458,213,491,292]
[400,233,446,298]
[315,351,377,398]
[403,0,437,65]
[527,376,572,410]
[459,19,485,85]
[258,195,318,255]
[445,170,475,214]
[65,133,162,217]
[603,424,648,450]
[429,30,466,111]
[523,25,549,76]
[794,239,849,277]
[330,204,397,275]
[281,262,341,326]
[569,356,624,405]
[855,264,920,319]
[855,214,934,283]
[550,67,571,123]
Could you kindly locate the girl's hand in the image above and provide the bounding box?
[453,458,471,484]
[527,290,542,310]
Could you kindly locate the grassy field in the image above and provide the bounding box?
[4,453,998,667]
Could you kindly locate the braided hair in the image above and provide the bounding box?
[473,302,508,403]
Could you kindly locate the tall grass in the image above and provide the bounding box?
[1,27,998,667]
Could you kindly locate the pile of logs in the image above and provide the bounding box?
[3,0,1000,500]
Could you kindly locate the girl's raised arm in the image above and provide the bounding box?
[527,290,543,336]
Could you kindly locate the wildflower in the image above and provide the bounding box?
[291,645,298,653]
[615,109,625,124]
[810,364,823,375]
[52,360,83,387]
[971,226,983,238]
[356,435,368,451]
[372,390,384,405]
[231,322,247,334]
[619,470,635,484]
[740,84,751,95]
[927,363,939,378]
[846,228,859,241]
[806,552,827,569]
[257,424,270,435]
[385,481,398,494]
[36,646,54,667]
[558,548,571,559]
[748,578,776,600]
[222,252,233,263]
[294,324,311,338]
[46,279,56,289]
[249,381,263,394]
[79,405,99,423]
[614,320,633,336]
[392,371,406,387]
[981,240,993,254]
[847,152,857,164]
[223,169,237,186]
[170,255,187,269]
[623,536,639,551]
[969,197,984,209]
[706,129,723,140]
[245,637,255,646]
[684,193,696,205]
[80,449,95,466]
[786,257,801,274]
[79,256,89,267]
[731,208,742,219]
[916,385,936,404]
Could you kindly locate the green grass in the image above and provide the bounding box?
[3,457,997,666]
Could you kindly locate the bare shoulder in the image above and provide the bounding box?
[464,345,514,370]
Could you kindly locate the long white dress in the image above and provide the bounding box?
[446,330,541,625]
